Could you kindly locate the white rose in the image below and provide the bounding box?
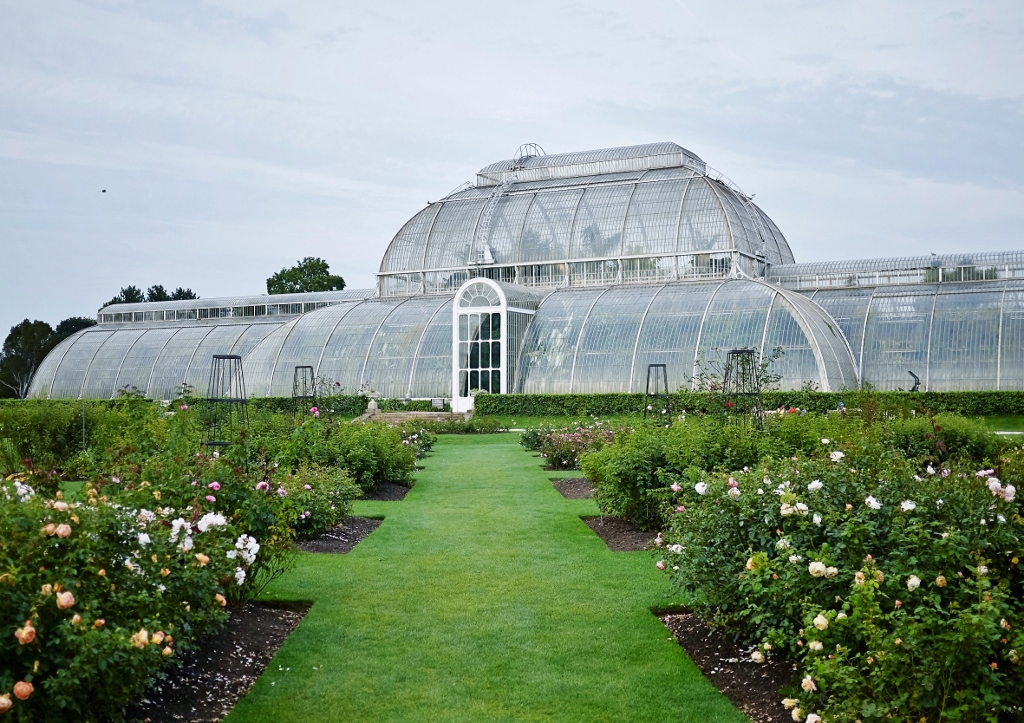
[801,675,818,692]
[781,503,795,516]
[727,487,741,498]
[821,438,830,445]
[1002,484,1016,503]
[812,514,822,526]
[808,640,823,652]
[776,538,791,550]
[813,614,828,631]
[829,451,845,462]
[796,502,809,515]
[781,698,799,710]
[808,561,827,578]
[807,480,823,492]
[900,500,916,512]
[906,575,921,591]
[825,566,838,578]
[807,714,822,723]
[667,544,683,553]
[864,495,882,510]
[694,482,708,495]
[751,650,765,663]
[789,554,803,564]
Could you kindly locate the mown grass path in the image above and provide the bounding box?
[227,434,746,722]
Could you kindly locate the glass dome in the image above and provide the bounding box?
[378,143,793,295]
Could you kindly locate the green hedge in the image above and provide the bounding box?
[474,390,1024,418]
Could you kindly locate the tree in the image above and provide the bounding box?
[105,285,145,306]
[266,257,345,295]
[52,317,96,341]
[171,287,198,300]
[0,320,54,398]
[146,285,172,302]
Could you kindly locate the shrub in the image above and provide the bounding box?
[655,438,1024,720]
[0,454,289,721]
[279,463,359,540]
[538,425,617,470]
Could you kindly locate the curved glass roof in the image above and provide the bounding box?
[514,278,857,393]
[806,280,1024,391]
[379,143,793,289]
[28,320,284,400]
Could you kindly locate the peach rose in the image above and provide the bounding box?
[71,614,82,625]
[56,591,75,610]
[12,681,33,700]
[151,630,165,645]
[41,584,52,596]
[14,622,35,645]
[42,523,56,536]
[195,553,210,566]
[92,618,105,629]
[215,593,227,607]
[55,524,72,538]
[160,568,171,577]
[97,569,106,577]
[162,646,174,657]
[0,693,10,712]
[53,501,69,512]
[130,629,149,648]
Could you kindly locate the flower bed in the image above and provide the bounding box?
[595,410,1024,720]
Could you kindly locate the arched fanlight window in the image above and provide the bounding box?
[458,282,501,308]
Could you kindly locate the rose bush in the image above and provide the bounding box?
[653,427,1023,720]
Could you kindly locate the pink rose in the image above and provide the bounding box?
[208,482,221,491]
[304,484,312,490]
[656,560,666,571]
[256,481,270,492]
[205,495,216,503]
[669,483,682,493]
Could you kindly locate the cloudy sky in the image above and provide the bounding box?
[1,1,1022,337]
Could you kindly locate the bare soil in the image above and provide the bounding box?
[295,516,382,554]
[660,612,795,723]
[552,477,595,499]
[582,515,656,551]
[128,602,309,723]
[361,482,410,501]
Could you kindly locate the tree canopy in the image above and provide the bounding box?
[266,257,345,295]
[0,317,99,398]
[105,285,198,306]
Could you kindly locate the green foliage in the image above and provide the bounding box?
[0,439,297,720]
[476,390,1024,419]
[274,413,415,492]
[583,410,1007,531]
[279,463,360,540]
[52,317,97,339]
[266,257,345,295]
[657,446,1023,720]
[414,416,507,435]
[1,320,55,399]
[105,285,146,306]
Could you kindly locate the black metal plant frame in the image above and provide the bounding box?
[292,365,316,411]
[723,348,762,427]
[201,355,249,451]
[644,363,670,419]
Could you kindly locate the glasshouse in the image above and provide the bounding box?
[28,142,1024,407]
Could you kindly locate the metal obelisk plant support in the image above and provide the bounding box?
[723,348,762,428]
[643,363,670,420]
[201,355,249,453]
[292,365,316,413]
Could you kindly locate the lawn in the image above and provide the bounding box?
[227,433,744,722]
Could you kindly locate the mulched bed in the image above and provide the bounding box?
[582,515,656,551]
[660,612,795,723]
[361,481,411,501]
[128,602,309,723]
[552,477,595,499]
[295,516,383,554]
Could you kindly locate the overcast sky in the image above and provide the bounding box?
[1,1,1023,337]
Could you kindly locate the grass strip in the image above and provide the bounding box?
[227,433,746,722]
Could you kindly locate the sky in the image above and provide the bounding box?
[1,0,1023,338]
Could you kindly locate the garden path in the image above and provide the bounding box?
[226,434,746,722]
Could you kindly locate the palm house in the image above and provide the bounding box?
[30,143,1024,409]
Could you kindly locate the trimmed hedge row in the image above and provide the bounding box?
[475,390,1024,418]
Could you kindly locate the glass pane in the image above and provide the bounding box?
[469,313,481,342]
[459,342,469,369]
[459,370,468,397]
[470,341,479,368]
[492,341,501,368]
[492,369,501,393]
[470,370,479,390]
[459,315,468,341]
[481,370,490,391]
[491,313,501,340]
[481,342,490,368]
[481,314,490,341]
